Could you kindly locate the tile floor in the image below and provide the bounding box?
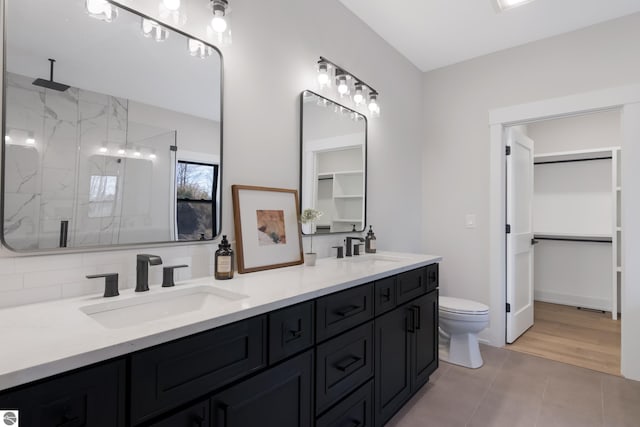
[387,345,640,427]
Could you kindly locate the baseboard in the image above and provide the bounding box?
[534,290,611,311]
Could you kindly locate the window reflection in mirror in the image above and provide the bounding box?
[300,91,367,234]
[176,161,219,240]
[2,0,222,252]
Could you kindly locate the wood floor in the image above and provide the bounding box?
[507,301,621,376]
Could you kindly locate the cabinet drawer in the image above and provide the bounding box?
[316,380,374,427]
[316,283,374,342]
[211,350,313,427]
[269,301,314,364]
[316,322,374,415]
[425,263,439,292]
[130,315,267,425]
[396,268,427,305]
[0,359,126,427]
[149,399,209,427]
[374,276,397,315]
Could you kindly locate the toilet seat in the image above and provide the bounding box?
[439,296,489,315]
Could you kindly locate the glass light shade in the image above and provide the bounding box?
[317,63,330,88]
[337,76,349,96]
[368,94,380,117]
[141,18,169,42]
[211,10,228,33]
[117,148,126,155]
[99,146,108,153]
[25,137,36,145]
[163,0,181,11]
[86,0,118,22]
[353,85,365,106]
[188,38,214,58]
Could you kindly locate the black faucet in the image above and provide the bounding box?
[136,254,163,292]
[345,237,365,257]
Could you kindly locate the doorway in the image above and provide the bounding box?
[504,110,622,375]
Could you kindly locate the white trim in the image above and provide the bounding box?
[534,290,610,312]
[488,85,640,380]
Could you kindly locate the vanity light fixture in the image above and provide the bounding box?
[149,153,157,159]
[316,56,380,117]
[141,18,169,42]
[117,148,126,155]
[25,132,36,145]
[207,0,232,45]
[99,145,108,153]
[133,149,142,157]
[188,38,214,58]
[85,0,118,22]
[495,0,535,11]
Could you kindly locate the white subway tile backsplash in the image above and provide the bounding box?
[0,285,62,309]
[0,274,24,291]
[15,254,83,273]
[23,266,97,289]
[62,280,105,299]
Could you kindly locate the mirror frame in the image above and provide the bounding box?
[0,0,224,253]
[299,90,367,235]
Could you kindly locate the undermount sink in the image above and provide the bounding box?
[342,254,406,264]
[80,285,248,329]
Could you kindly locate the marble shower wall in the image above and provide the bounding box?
[4,72,130,250]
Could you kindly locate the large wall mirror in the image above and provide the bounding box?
[300,90,367,234]
[2,0,222,252]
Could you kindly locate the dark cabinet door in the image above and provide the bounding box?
[374,307,412,427]
[269,301,314,364]
[149,400,209,427]
[0,360,125,427]
[316,380,374,427]
[424,263,439,292]
[316,322,374,415]
[410,290,439,390]
[211,350,313,427]
[130,316,267,425]
[396,268,427,305]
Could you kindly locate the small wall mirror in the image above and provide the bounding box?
[2,0,222,251]
[300,90,367,234]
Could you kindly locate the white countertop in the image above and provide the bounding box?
[0,252,440,391]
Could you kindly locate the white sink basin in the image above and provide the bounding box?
[80,285,248,329]
[342,255,407,264]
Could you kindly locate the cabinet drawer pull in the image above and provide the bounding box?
[288,329,303,338]
[192,414,205,427]
[348,420,363,427]
[335,304,361,317]
[381,288,391,301]
[429,271,437,282]
[335,355,362,372]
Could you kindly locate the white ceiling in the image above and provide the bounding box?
[338,0,640,72]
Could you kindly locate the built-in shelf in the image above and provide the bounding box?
[533,232,612,243]
[333,195,363,199]
[534,147,618,164]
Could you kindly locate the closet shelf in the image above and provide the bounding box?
[533,232,612,243]
[533,147,620,164]
[333,195,363,199]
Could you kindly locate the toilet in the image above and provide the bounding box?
[439,296,490,369]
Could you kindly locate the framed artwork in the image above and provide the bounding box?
[232,185,304,273]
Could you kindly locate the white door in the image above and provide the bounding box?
[506,127,535,343]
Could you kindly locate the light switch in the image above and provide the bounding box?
[465,214,476,229]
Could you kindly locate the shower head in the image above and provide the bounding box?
[32,59,70,92]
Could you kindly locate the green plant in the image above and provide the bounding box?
[300,208,323,253]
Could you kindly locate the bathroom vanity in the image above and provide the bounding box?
[0,253,439,427]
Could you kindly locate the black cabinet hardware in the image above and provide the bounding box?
[336,304,362,317]
[335,355,362,372]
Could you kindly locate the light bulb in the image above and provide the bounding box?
[25,137,35,145]
[353,84,365,106]
[149,153,157,159]
[368,93,380,116]
[317,62,330,88]
[163,0,180,11]
[99,146,108,153]
[337,76,349,96]
[4,135,10,142]
[133,150,141,157]
[86,0,118,22]
[117,148,126,155]
[211,11,228,33]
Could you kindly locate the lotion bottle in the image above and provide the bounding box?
[215,235,234,280]
[365,225,377,253]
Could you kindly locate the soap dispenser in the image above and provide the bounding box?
[215,235,234,280]
[365,225,377,253]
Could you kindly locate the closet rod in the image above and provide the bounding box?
[534,236,612,243]
[534,156,612,165]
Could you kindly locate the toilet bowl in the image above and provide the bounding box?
[439,296,489,369]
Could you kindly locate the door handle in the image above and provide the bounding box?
[406,309,416,333]
[411,305,421,330]
[216,403,228,426]
[336,304,361,317]
[531,239,540,245]
[335,355,362,372]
